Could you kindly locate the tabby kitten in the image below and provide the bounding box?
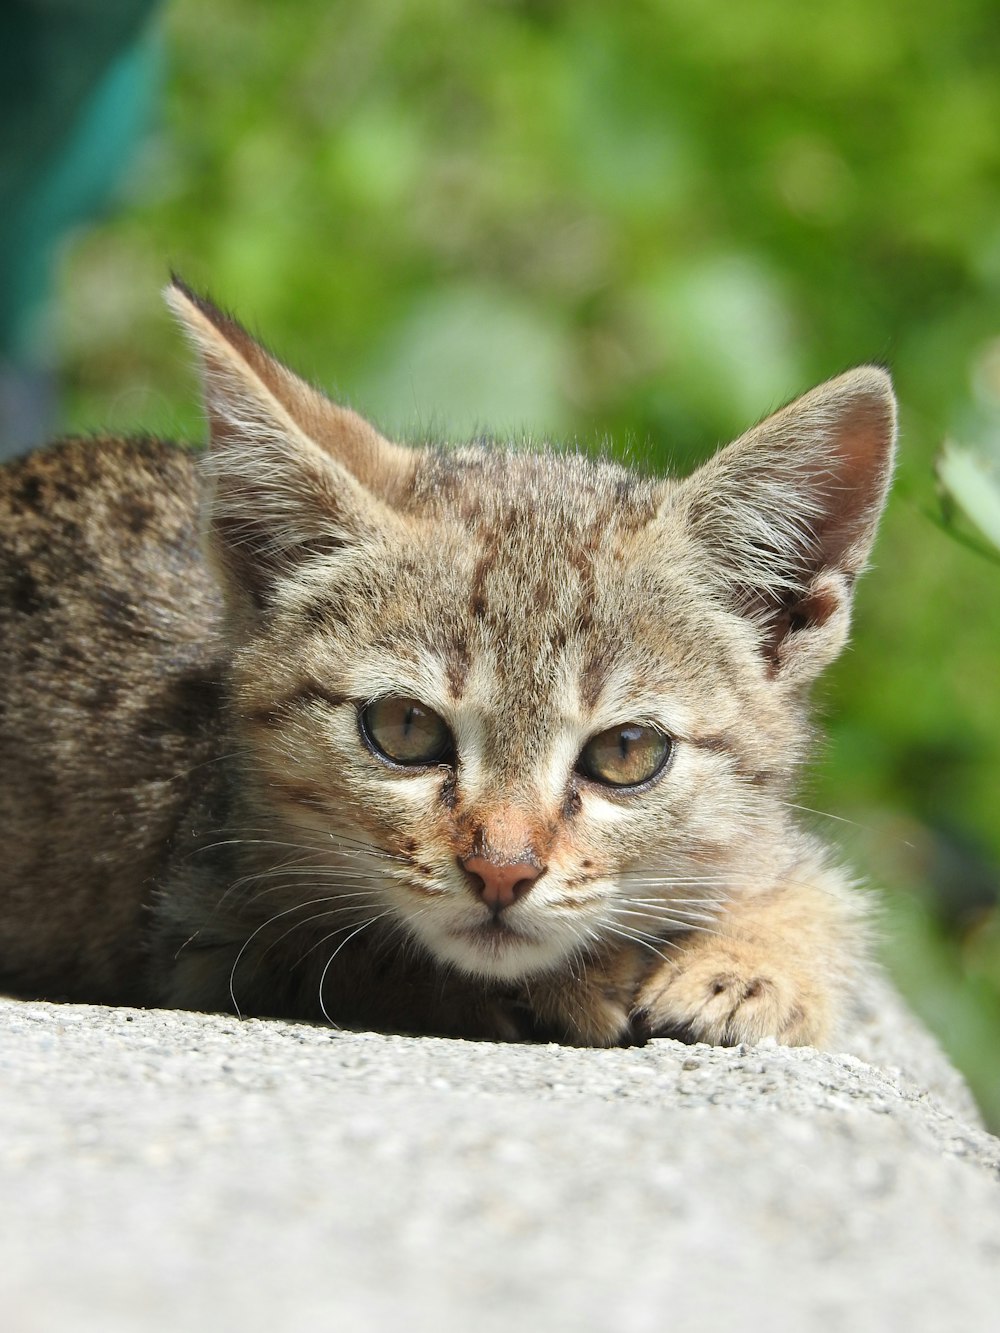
[0,280,896,1046]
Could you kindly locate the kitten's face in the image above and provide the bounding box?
[231,451,799,982]
[167,280,894,986]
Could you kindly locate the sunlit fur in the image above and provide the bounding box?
[0,281,896,1047]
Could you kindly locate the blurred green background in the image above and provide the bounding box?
[15,0,1000,1119]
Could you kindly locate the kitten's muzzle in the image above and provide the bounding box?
[461,854,543,915]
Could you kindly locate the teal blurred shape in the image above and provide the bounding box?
[0,0,161,452]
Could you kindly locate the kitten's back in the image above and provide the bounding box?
[0,437,222,1002]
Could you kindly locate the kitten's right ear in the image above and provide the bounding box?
[165,277,414,608]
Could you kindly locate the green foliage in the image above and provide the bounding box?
[937,438,1000,558]
[56,0,1000,1121]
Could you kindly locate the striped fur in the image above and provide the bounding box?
[0,282,896,1046]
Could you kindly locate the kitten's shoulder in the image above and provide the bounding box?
[0,433,216,670]
[0,434,200,538]
[0,435,219,1005]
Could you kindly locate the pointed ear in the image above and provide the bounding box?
[678,367,897,683]
[165,277,415,608]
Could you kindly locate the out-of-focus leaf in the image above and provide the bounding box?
[937,441,1000,553]
[357,285,569,440]
[631,253,801,428]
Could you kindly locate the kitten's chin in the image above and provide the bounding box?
[423,920,574,982]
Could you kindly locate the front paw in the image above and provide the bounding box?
[526,946,652,1047]
[634,935,830,1047]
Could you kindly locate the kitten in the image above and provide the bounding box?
[0,280,896,1046]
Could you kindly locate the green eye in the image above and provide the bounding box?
[360,697,453,767]
[577,724,672,789]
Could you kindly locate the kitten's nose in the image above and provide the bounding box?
[461,855,542,912]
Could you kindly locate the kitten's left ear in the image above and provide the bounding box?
[165,277,414,609]
[677,367,897,683]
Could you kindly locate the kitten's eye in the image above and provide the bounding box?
[360,696,453,767]
[577,724,672,789]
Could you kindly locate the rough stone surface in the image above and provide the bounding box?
[2,974,999,1333]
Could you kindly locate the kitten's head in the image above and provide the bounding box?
[167,280,896,982]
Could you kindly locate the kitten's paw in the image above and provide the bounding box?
[634,936,830,1047]
[526,947,651,1046]
[528,981,636,1047]
[560,989,636,1048]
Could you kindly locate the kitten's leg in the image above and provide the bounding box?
[632,863,866,1048]
[522,947,653,1047]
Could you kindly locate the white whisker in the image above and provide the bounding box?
[318,912,395,1026]
[258,900,382,967]
[228,895,362,1018]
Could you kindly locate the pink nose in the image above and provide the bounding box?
[462,855,542,912]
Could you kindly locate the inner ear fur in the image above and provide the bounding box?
[678,366,897,682]
[165,278,415,607]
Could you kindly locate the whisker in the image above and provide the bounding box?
[617,893,730,903]
[212,847,396,913]
[214,873,383,920]
[258,899,383,967]
[196,837,404,865]
[616,898,725,917]
[613,906,721,926]
[294,907,399,969]
[191,827,406,863]
[610,907,727,941]
[318,912,395,1026]
[600,925,675,963]
[228,895,359,1018]
[780,801,874,831]
[237,884,386,918]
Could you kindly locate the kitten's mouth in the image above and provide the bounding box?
[454,917,523,947]
[413,908,576,981]
[440,915,551,977]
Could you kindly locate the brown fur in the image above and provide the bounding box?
[0,281,897,1047]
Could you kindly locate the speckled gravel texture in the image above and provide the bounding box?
[2,974,998,1333]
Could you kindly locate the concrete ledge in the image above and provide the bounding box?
[2,978,998,1332]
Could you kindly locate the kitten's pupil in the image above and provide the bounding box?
[361,696,453,767]
[578,724,671,788]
